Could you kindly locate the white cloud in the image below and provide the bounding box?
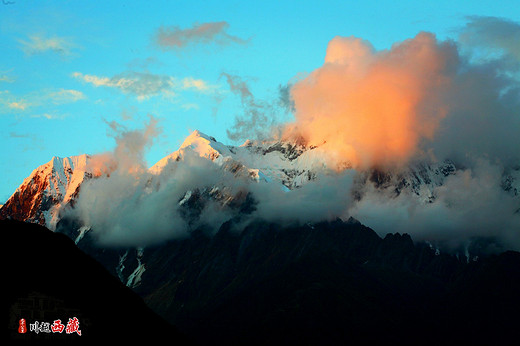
[8,101,30,110]
[73,71,174,100]
[71,72,110,87]
[48,89,86,104]
[0,74,15,83]
[0,88,85,115]
[19,34,76,56]
[180,77,214,92]
[30,113,67,120]
[72,71,218,101]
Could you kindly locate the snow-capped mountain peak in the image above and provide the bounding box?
[0,154,91,228]
[2,130,519,237]
[150,130,325,190]
[150,130,232,174]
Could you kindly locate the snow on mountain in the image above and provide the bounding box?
[0,154,91,229]
[2,130,519,238]
[0,131,320,231]
[150,130,229,173]
[158,131,460,203]
[150,130,326,191]
[3,129,520,293]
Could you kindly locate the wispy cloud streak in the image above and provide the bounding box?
[19,34,77,56]
[154,21,248,50]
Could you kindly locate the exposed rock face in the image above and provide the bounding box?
[0,155,91,228]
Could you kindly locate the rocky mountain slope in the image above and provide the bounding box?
[3,129,520,344]
[7,218,520,344]
[2,129,519,287]
[0,155,92,229]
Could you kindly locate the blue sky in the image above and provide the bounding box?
[1,0,518,202]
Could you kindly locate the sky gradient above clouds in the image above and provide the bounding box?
[1,0,519,202]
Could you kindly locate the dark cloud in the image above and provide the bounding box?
[154,21,249,50]
[427,16,520,166]
[277,83,295,113]
[221,73,278,142]
[459,16,520,64]
[221,73,292,142]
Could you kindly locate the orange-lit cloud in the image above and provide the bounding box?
[284,33,456,169]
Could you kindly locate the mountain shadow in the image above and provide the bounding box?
[7,217,520,345]
[4,219,193,344]
[134,219,520,345]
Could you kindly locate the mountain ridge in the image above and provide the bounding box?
[1,129,519,252]
[3,130,520,344]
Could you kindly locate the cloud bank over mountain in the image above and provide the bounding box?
[57,17,520,251]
